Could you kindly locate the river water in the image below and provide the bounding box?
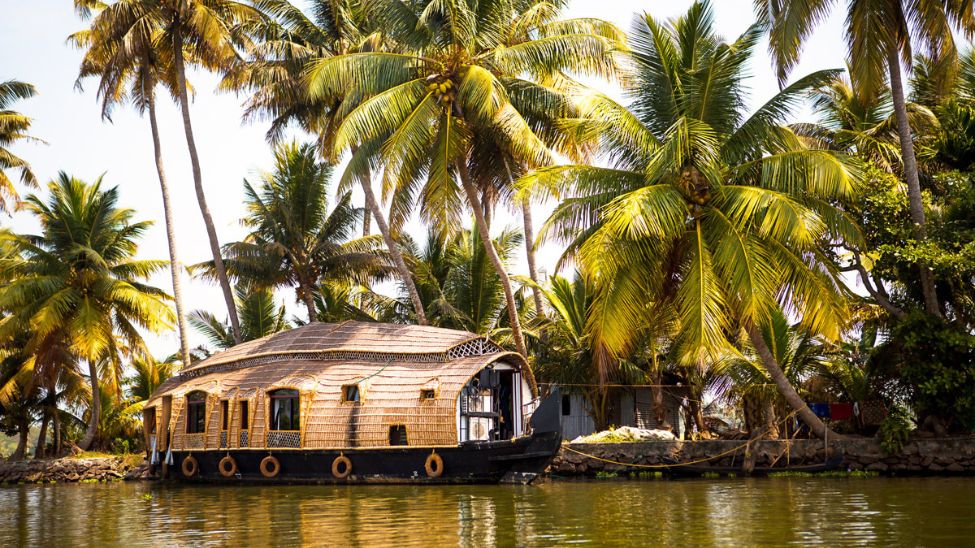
[1,478,973,546]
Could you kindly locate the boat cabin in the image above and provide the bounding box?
[143,322,538,455]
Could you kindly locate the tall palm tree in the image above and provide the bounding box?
[71,1,194,367]
[755,0,975,317]
[190,285,289,350]
[0,79,39,213]
[76,0,269,343]
[523,3,862,438]
[224,0,431,325]
[200,142,387,322]
[0,173,174,449]
[307,0,623,357]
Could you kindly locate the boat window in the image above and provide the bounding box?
[186,391,207,434]
[342,384,360,403]
[269,389,300,431]
[420,388,436,400]
[388,425,408,446]
[240,400,249,429]
[221,400,229,431]
[562,395,571,416]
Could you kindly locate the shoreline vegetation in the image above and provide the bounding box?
[1,0,974,466]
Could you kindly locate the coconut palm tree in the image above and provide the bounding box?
[804,71,939,172]
[522,3,862,438]
[411,227,523,336]
[224,0,430,325]
[755,0,975,318]
[0,79,39,213]
[199,142,387,322]
[71,1,194,368]
[307,0,624,357]
[75,0,269,343]
[190,286,289,350]
[0,173,174,449]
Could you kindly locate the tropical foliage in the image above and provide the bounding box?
[4,0,975,459]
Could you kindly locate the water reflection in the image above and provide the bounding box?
[1,478,974,546]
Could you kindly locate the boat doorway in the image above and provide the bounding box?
[458,364,527,443]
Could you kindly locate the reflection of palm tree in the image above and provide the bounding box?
[524,3,860,438]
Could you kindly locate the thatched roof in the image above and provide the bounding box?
[182,321,490,373]
[147,322,536,449]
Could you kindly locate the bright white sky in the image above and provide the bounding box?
[0,1,859,356]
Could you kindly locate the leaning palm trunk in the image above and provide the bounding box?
[457,162,527,356]
[172,33,242,343]
[79,360,100,450]
[359,169,428,325]
[747,325,836,440]
[147,90,193,367]
[887,46,941,317]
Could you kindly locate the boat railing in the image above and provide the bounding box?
[267,430,301,448]
[522,398,541,434]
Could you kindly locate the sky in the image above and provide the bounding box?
[0,0,854,356]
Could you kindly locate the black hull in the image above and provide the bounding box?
[164,431,561,485]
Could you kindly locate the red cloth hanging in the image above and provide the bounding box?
[829,402,854,421]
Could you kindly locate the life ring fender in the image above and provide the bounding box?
[425,452,444,478]
[218,455,238,478]
[331,454,352,479]
[181,455,198,478]
[260,455,281,478]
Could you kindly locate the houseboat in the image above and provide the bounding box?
[143,321,561,484]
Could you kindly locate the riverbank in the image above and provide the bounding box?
[551,437,975,476]
[0,454,150,484]
[4,437,974,483]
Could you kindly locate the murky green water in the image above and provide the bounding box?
[1,478,974,546]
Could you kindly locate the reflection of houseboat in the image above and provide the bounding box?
[143,322,561,484]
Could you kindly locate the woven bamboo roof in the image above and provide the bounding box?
[146,322,536,448]
[182,321,488,372]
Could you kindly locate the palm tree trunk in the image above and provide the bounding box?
[887,46,941,317]
[359,168,428,325]
[34,409,49,458]
[503,159,546,318]
[79,360,100,451]
[147,89,193,367]
[172,31,241,343]
[10,416,28,460]
[362,205,371,237]
[764,400,780,440]
[747,324,837,439]
[456,161,527,357]
[300,281,317,324]
[53,409,61,456]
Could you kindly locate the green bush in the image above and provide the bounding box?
[878,406,913,455]
[871,313,975,433]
